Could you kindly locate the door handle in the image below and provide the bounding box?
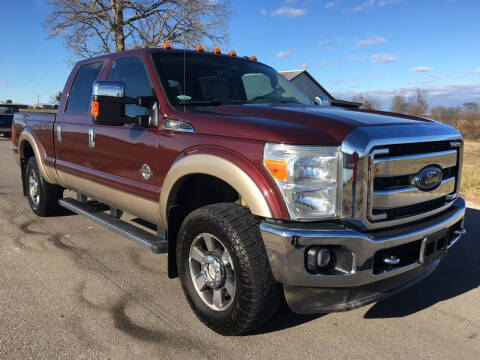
[56,125,62,142]
[89,128,95,148]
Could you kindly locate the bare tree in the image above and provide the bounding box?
[352,94,381,110]
[430,105,461,127]
[50,91,62,105]
[407,88,428,117]
[45,0,232,58]
[462,102,480,121]
[390,90,408,114]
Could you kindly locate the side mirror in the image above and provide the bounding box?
[91,80,155,126]
[314,95,331,106]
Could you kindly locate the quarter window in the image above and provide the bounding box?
[65,62,103,114]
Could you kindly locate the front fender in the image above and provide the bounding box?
[159,148,288,228]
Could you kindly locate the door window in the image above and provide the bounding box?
[65,62,103,114]
[107,57,153,117]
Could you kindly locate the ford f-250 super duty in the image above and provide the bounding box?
[12,46,467,336]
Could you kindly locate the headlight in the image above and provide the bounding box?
[263,142,340,220]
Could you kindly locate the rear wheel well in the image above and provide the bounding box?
[20,141,35,196]
[167,174,240,278]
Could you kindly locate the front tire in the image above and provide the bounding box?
[177,203,281,335]
[25,157,63,216]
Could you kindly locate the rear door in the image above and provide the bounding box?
[55,61,105,186]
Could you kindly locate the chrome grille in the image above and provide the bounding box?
[367,141,461,223]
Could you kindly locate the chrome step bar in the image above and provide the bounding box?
[59,198,168,254]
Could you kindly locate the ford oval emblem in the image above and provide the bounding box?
[413,166,443,190]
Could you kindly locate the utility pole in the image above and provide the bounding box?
[37,93,39,109]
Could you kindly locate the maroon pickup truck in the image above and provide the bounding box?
[12,47,466,335]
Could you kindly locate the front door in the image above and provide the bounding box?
[92,56,162,212]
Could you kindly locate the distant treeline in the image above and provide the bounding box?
[352,89,480,140]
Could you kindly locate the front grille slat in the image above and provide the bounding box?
[368,141,460,223]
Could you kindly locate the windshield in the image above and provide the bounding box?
[152,52,311,106]
[0,105,15,115]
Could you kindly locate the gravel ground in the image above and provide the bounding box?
[0,137,479,360]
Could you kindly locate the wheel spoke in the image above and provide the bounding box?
[224,278,235,297]
[203,234,215,252]
[193,273,208,292]
[213,289,223,308]
[190,245,206,263]
[221,250,231,266]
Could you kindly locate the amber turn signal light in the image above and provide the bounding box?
[91,101,99,117]
[212,47,221,54]
[162,43,172,50]
[264,159,288,182]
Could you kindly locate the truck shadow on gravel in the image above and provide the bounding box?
[365,207,480,319]
[250,299,325,335]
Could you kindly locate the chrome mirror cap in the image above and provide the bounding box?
[92,80,125,97]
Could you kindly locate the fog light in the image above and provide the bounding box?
[306,246,332,272]
[316,248,331,267]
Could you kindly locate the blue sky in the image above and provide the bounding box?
[1,0,479,108]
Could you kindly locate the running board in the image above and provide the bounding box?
[59,198,168,254]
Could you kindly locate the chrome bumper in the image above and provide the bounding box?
[260,197,466,312]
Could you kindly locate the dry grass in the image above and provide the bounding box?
[20,108,57,113]
[461,141,480,204]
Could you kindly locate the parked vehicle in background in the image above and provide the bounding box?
[12,46,467,336]
[0,104,18,137]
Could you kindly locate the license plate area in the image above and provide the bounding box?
[421,229,448,265]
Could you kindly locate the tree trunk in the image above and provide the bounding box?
[111,0,125,52]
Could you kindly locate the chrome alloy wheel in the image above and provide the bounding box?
[189,233,236,311]
[28,169,40,207]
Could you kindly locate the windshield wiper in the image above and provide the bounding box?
[178,99,247,106]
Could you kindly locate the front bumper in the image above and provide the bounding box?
[260,197,466,313]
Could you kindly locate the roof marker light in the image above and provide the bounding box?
[212,47,221,54]
[250,55,257,62]
[195,45,204,52]
[229,50,237,56]
[162,43,172,50]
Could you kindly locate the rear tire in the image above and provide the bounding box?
[25,157,63,216]
[177,203,281,336]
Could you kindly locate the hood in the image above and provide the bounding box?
[172,103,432,145]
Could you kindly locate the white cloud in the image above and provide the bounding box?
[372,54,397,64]
[271,7,307,17]
[356,36,386,48]
[349,54,368,62]
[320,61,329,67]
[325,1,337,8]
[0,80,10,85]
[276,49,294,59]
[300,63,309,70]
[350,0,404,11]
[476,68,480,73]
[260,9,267,15]
[333,83,480,109]
[411,66,433,72]
[285,0,296,3]
[351,0,375,11]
